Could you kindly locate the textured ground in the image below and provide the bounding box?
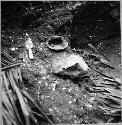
[20,39,121,124]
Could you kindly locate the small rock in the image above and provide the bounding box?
[51,53,89,77]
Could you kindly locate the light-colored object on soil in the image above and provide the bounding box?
[51,53,89,74]
[46,36,68,50]
[25,33,34,59]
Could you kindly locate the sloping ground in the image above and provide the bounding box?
[1,1,121,124]
[98,38,121,73]
[20,41,121,124]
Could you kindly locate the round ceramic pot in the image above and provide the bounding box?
[46,36,68,50]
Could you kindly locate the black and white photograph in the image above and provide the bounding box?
[1,1,121,125]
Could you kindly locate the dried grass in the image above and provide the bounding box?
[2,64,54,125]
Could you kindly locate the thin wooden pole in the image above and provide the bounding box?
[1,63,22,71]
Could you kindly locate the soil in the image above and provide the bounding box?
[1,1,121,124]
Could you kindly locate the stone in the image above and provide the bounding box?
[51,53,89,77]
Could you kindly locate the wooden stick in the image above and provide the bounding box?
[1,63,22,71]
[88,63,114,79]
[88,43,111,62]
[1,51,15,62]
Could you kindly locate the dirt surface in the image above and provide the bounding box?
[1,1,121,124]
[97,38,121,79]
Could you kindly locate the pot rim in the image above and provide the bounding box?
[46,36,68,50]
